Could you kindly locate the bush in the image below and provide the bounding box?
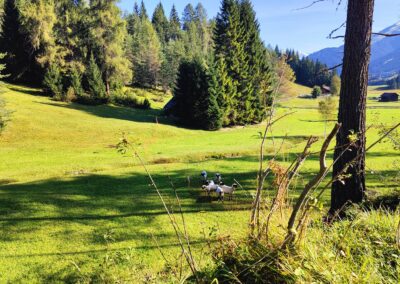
[112,89,151,109]
[75,93,109,106]
[43,64,63,99]
[64,87,77,103]
[312,86,322,98]
[0,96,9,134]
[330,75,341,96]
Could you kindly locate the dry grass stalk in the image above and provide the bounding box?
[117,138,200,283]
[261,136,319,241]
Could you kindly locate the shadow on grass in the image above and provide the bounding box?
[0,168,256,226]
[7,85,46,97]
[38,101,179,126]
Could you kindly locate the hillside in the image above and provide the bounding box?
[0,83,398,282]
[309,21,400,79]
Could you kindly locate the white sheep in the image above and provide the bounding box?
[202,180,218,196]
[216,184,238,201]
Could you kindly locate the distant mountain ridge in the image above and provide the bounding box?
[308,21,400,79]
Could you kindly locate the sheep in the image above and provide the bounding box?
[214,173,224,185]
[201,170,208,185]
[202,180,218,196]
[216,184,238,201]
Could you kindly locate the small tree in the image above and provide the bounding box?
[85,54,106,100]
[69,66,84,97]
[0,54,9,134]
[43,64,63,99]
[318,96,337,138]
[330,74,341,96]
[312,86,321,98]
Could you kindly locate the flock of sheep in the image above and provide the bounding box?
[200,171,238,201]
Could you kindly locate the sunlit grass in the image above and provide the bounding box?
[0,82,398,282]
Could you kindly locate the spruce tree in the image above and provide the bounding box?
[129,17,162,87]
[69,65,84,97]
[168,5,181,41]
[182,4,195,31]
[139,0,148,20]
[160,39,185,92]
[239,0,273,123]
[0,0,37,83]
[85,53,106,100]
[214,0,245,125]
[152,3,168,45]
[43,63,63,99]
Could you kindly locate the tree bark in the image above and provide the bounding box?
[330,0,374,214]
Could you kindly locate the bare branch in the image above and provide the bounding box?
[328,22,346,39]
[294,0,326,11]
[373,32,400,37]
[319,63,343,74]
[283,123,341,247]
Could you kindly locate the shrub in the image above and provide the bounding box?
[0,96,9,134]
[43,64,63,99]
[330,74,341,96]
[75,93,108,106]
[112,89,151,109]
[64,87,77,103]
[312,86,322,98]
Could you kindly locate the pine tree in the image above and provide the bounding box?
[182,4,195,31]
[139,0,148,20]
[168,5,181,41]
[0,0,37,83]
[160,39,185,92]
[85,53,106,100]
[69,65,84,97]
[173,59,220,130]
[43,63,63,99]
[152,3,168,45]
[129,17,162,87]
[208,56,238,126]
[214,0,246,125]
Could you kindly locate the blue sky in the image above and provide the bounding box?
[118,0,400,54]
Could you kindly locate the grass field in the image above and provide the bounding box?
[0,83,398,282]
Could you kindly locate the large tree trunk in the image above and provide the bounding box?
[330,0,375,214]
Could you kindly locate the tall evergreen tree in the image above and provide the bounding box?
[160,39,185,92]
[129,16,162,87]
[139,0,148,20]
[182,3,195,31]
[152,3,169,45]
[0,0,37,83]
[173,59,221,130]
[168,4,181,40]
[85,53,106,100]
[214,0,245,125]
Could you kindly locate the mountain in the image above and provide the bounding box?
[309,21,400,79]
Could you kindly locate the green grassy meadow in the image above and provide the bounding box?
[0,83,398,282]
